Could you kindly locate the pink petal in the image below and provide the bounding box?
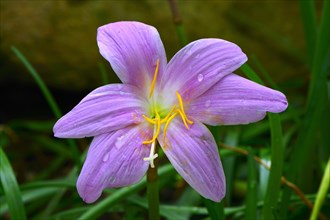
[53,84,147,138]
[97,21,167,96]
[187,73,288,125]
[159,39,247,105]
[77,123,152,203]
[158,118,226,202]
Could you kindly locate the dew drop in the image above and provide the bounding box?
[205,100,211,107]
[102,152,109,162]
[115,135,125,149]
[197,74,204,82]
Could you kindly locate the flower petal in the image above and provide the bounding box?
[187,73,288,125]
[53,84,147,138]
[77,123,152,203]
[97,21,167,96]
[158,118,226,202]
[159,39,247,105]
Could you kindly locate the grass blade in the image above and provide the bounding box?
[307,0,330,103]
[280,1,329,218]
[261,113,284,220]
[310,158,330,220]
[203,199,224,220]
[299,0,317,66]
[168,0,188,46]
[11,46,62,119]
[0,147,27,220]
[78,164,174,220]
[11,46,82,167]
[98,63,110,85]
[240,63,263,84]
[245,147,257,220]
[241,63,285,220]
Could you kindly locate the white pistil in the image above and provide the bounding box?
[143,125,158,168]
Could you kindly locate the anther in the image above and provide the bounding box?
[142,115,156,124]
[143,110,161,144]
[149,59,160,98]
[176,91,193,125]
[176,109,190,129]
[163,112,178,145]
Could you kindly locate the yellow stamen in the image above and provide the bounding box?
[149,59,160,98]
[142,115,156,124]
[176,109,189,129]
[176,91,193,124]
[160,105,177,124]
[143,111,161,144]
[163,111,178,145]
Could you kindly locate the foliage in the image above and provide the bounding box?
[1,0,329,219]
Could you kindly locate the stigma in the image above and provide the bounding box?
[142,59,193,168]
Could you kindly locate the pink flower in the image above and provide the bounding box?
[53,21,288,203]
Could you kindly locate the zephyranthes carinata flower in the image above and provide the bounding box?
[53,21,288,203]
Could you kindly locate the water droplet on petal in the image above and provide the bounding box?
[115,135,125,149]
[197,74,204,82]
[102,152,109,162]
[205,100,211,107]
[195,53,201,59]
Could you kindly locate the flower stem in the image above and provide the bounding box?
[146,143,160,220]
[168,0,188,46]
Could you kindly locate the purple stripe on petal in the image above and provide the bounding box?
[159,39,247,105]
[97,21,167,96]
[187,73,288,125]
[53,84,147,138]
[77,123,152,203]
[158,118,226,202]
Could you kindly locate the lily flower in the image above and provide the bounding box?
[53,21,288,203]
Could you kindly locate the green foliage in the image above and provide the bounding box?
[0,148,27,220]
[1,1,329,219]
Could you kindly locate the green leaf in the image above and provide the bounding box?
[241,63,285,220]
[78,164,174,220]
[129,195,207,220]
[0,147,27,220]
[98,62,110,85]
[240,63,264,85]
[261,113,284,220]
[203,199,224,220]
[299,0,317,66]
[48,207,89,220]
[11,47,62,120]
[281,1,330,217]
[11,46,81,167]
[310,158,330,220]
[245,147,258,220]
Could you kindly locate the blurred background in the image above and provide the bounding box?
[1,0,329,220]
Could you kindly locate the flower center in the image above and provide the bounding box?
[142,59,193,168]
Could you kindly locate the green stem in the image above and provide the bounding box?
[11,46,62,119]
[310,158,330,220]
[261,113,284,220]
[246,147,257,220]
[299,0,317,67]
[241,63,285,220]
[168,0,188,46]
[147,145,160,220]
[11,46,81,167]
